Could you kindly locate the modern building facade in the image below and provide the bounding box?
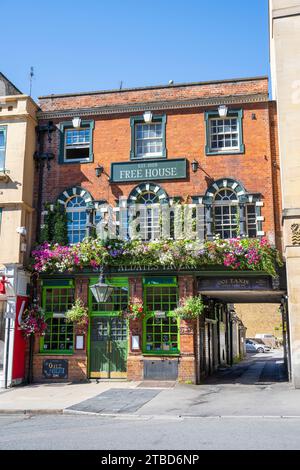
[269,0,300,387]
[30,76,284,384]
[0,73,38,387]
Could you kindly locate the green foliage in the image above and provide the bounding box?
[174,296,205,319]
[32,236,283,278]
[40,203,68,245]
[53,205,68,245]
[65,299,89,333]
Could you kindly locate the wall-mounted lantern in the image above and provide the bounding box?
[72,117,82,128]
[95,164,104,178]
[218,105,228,118]
[143,111,153,123]
[191,160,200,173]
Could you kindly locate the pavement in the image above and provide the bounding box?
[1,349,299,419]
[2,350,300,450]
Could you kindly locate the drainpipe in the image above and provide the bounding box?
[34,121,55,242]
[4,318,11,389]
[29,123,55,383]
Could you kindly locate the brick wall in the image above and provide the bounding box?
[32,353,87,383]
[33,77,281,250]
[38,78,268,112]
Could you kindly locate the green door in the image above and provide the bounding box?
[90,316,128,378]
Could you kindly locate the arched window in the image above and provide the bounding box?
[57,187,93,244]
[136,191,159,205]
[135,191,160,241]
[204,179,260,240]
[66,196,87,243]
[213,188,239,239]
[128,183,168,241]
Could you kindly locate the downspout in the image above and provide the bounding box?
[28,122,55,384]
[4,318,11,389]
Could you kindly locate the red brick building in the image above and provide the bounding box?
[31,76,283,383]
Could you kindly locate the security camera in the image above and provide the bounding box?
[16,227,27,236]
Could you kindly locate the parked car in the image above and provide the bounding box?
[255,334,276,348]
[246,339,271,353]
[247,337,266,345]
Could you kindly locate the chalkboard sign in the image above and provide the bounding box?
[43,359,68,379]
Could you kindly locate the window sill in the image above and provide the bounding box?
[130,155,166,161]
[142,352,180,356]
[206,148,245,156]
[60,159,93,165]
[38,352,74,356]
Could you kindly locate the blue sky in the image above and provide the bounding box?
[1,0,269,99]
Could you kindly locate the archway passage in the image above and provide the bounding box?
[197,277,289,386]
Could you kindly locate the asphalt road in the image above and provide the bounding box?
[0,350,296,450]
[0,414,300,450]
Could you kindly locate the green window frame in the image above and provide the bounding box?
[0,126,7,171]
[40,280,75,354]
[130,114,167,160]
[143,277,179,355]
[205,109,244,156]
[59,120,94,164]
[89,277,129,315]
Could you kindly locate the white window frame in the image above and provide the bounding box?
[134,122,163,159]
[66,196,87,244]
[245,204,258,238]
[64,127,91,163]
[213,188,239,239]
[209,117,240,153]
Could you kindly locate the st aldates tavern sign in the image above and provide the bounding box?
[110,158,187,183]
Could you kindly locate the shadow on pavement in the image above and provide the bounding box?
[204,351,288,385]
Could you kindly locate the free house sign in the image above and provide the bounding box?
[110,158,187,183]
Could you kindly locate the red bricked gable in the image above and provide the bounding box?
[34,79,281,249]
[38,77,268,112]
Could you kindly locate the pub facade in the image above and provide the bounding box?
[30,76,284,383]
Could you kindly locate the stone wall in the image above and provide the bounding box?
[235,303,282,338]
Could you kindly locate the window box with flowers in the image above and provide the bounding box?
[31,237,282,278]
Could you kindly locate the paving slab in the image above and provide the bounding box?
[0,381,140,412]
[66,388,162,414]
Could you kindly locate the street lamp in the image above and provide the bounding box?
[90,268,114,303]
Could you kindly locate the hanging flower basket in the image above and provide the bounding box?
[20,305,48,337]
[65,299,89,333]
[174,296,205,320]
[120,302,146,320]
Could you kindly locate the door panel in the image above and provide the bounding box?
[90,317,110,378]
[90,317,128,378]
[110,317,128,378]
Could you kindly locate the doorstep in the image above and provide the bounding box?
[137,381,176,388]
